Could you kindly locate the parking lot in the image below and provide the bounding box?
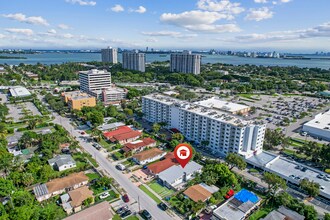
[6,102,41,122]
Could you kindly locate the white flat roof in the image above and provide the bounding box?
[143,94,263,127]
[195,97,249,113]
[303,109,330,130]
[246,151,330,200]
[9,87,31,97]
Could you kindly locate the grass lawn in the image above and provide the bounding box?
[99,138,111,149]
[105,190,119,201]
[86,172,101,181]
[85,154,99,167]
[113,151,124,160]
[238,93,261,101]
[249,208,272,220]
[139,185,162,204]
[148,180,174,198]
[283,149,306,159]
[125,216,139,220]
[112,214,122,220]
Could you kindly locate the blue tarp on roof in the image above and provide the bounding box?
[234,189,259,203]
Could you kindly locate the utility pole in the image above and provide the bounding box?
[138,196,141,212]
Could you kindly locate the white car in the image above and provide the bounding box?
[320,186,325,191]
[99,192,110,199]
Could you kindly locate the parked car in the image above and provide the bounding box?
[99,192,110,199]
[158,202,168,211]
[140,210,152,220]
[116,205,129,214]
[92,143,101,150]
[121,210,132,218]
[116,164,126,171]
[317,174,325,179]
[224,189,234,199]
[122,194,129,203]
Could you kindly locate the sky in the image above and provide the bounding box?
[0,0,330,52]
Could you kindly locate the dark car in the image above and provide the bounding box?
[158,202,168,211]
[116,205,128,214]
[140,210,152,220]
[121,210,132,218]
[122,194,129,203]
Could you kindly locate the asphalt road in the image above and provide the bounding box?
[51,113,176,220]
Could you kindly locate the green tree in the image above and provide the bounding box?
[300,179,320,198]
[152,123,161,133]
[172,133,184,142]
[22,173,34,187]
[263,172,287,195]
[124,108,134,117]
[0,179,15,197]
[225,153,247,170]
[324,213,330,220]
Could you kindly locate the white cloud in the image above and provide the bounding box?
[63,33,74,39]
[5,28,34,36]
[197,0,245,15]
[146,38,158,42]
[245,7,273,21]
[65,0,96,6]
[254,0,268,3]
[141,31,181,37]
[2,13,49,26]
[233,22,330,42]
[111,4,124,12]
[160,10,240,33]
[132,6,147,14]
[280,0,291,3]
[0,34,5,39]
[48,29,57,34]
[58,24,70,29]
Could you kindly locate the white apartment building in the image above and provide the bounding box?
[79,69,127,103]
[101,47,118,63]
[79,69,111,92]
[170,51,201,75]
[122,50,145,72]
[142,94,266,158]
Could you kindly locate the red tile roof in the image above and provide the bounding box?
[133,148,165,162]
[147,152,179,174]
[122,137,156,152]
[103,126,132,138]
[109,130,141,142]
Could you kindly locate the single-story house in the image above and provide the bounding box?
[261,206,305,220]
[61,186,94,214]
[212,189,261,220]
[64,201,114,220]
[109,130,142,145]
[98,122,125,131]
[103,126,133,140]
[132,148,166,165]
[33,172,89,202]
[48,155,76,171]
[183,183,219,203]
[147,152,179,175]
[122,137,156,153]
[158,161,203,190]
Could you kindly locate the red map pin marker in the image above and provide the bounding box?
[174,143,193,168]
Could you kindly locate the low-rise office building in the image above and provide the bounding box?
[142,94,266,158]
[9,87,31,97]
[62,91,96,110]
[302,109,330,141]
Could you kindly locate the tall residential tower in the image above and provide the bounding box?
[101,47,118,63]
[170,51,201,74]
[122,50,146,72]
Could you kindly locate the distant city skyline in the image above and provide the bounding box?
[1,0,330,52]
